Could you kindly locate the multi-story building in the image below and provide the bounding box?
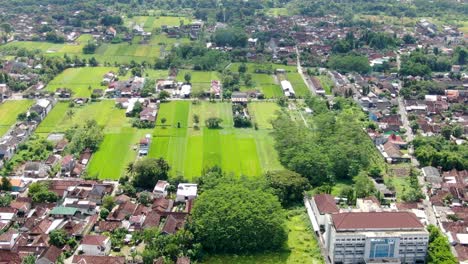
[324,211,428,264]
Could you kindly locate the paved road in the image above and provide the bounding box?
[295,46,317,95]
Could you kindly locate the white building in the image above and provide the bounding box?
[176,183,198,202]
[153,180,170,198]
[280,80,295,97]
[79,235,111,256]
[324,211,428,264]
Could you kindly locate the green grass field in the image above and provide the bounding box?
[34,100,150,180]
[148,101,283,179]
[0,100,34,137]
[176,70,221,94]
[46,67,116,98]
[203,211,324,264]
[125,15,192,31]
[1,31,190,64]
[286,73,310,98]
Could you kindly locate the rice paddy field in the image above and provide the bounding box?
[203,211,324,264]
[148,101,283,180]
[1,31,191,64]
[0,100,34,137]
[45,67,117,98]
[35,100,150,180]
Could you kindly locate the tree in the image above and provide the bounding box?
[158,91,170,101]
[192,182,286,253]
[452,125,463,138]
[65,120,103,155]
[83,42,97,54]
[427,225,457,264]
[161,118,167,125]
[205,117,223,129]
[193,114,199,124]
[410,121,419,133]
[132,158,170,189]
[238,63,247,73]
[0,194,12,207]
[28,182,58,203]
[102,195,115,211]
[0,176,11,191]
[22,255,35,264]
[138,191,152,205]
[100,208,110,219]
[184,72,191,83]
[49,229,68,247]
[265,170,310,206]
[441,126,452,140]
[213,27,248,47]
[66,109,75,120]
[353,172,375,198]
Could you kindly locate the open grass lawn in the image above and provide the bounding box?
[248,102,280,129]
[46,67,116,98]
[126,15,192,31]
[148,101,283,179]
[0,100,34,137]
[176,70,221,94]
[203,211,324,264]
[229,63,297,74]
[266,8,290,17]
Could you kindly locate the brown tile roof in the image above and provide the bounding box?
[162,214,186,234]
[38,245,61,263]
[331,212,424,231]
[81,235,108,246]
[96,221,122,232]
[152,197,173,213]
[0,250,21,264]
[313,194,339,214]
[72,255,125,264]
[143,211,161,228]
[0,230,17,243]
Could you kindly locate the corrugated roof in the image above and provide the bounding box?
[49,206,78,216]
[332,212,424,231]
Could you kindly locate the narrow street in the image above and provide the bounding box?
[295,46,317,95]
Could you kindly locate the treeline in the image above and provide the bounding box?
[400,50,453,77]
[332,31,398,53]
[271,97,379,186]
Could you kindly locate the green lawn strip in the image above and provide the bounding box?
[202,211,324,264]
[0,100,34,137]
[254,130,284,172]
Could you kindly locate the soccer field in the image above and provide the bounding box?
[0,100,34,137]
[148,101,283,180]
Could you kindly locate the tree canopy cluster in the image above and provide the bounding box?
[271,97,378,187]
[131,157,170,189]
[192,178,286,254]
[28,181,58,203]
[413,136,467,171]
[327,53,371,74]
[65,119,103,155]
[427,225,457,264]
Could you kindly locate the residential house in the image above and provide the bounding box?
[79,235,111,256]
[9,178,28,193]
[162,214,186,234]
[61,155,75,176]
[36,246,62,264]
[53,139,68,154]
[422,166,442,184]
[140,107,157,123]
[308,194,339,229]
[176,183,198,202]
[23,161,47,178]
[139,137,151,156]
[30,98,53,121]
[0,230,19,250]
[153,180,170,198]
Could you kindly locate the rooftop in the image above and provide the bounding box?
[331,211,424,231]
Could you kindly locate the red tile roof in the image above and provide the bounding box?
[331,212,424,231]
[313,194,339,214]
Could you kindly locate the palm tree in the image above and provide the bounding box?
[126,162,135,176]
[66,109,75,119]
